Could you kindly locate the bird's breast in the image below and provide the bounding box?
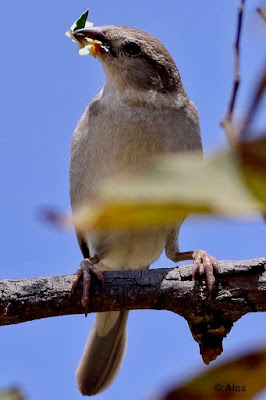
[86,227,171,271]
[70,88,200,270]
[70,89,200,205]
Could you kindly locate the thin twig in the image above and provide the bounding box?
[257,7,266,22]
[229,0,245,116]
[240,65,266,139]
[221,0,246,145]
[239,6,266,139]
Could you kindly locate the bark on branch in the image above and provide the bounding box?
[0,258,265,364]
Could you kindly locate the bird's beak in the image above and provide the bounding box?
[72,28,109,58]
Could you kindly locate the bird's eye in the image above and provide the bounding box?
[122,41,142,57]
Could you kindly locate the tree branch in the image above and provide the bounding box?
[0,257,265,364]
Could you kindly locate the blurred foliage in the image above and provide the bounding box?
[156,348,266,400]
[239,136,266,205]
[0,388,24,400]
[72,137,266,232]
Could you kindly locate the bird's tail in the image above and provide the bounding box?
[76,310,129,396]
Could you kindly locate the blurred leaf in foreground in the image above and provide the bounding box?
[156,348,266,400]
[239,136,266,206]
[0,388,24,400]
[72,138,265,232]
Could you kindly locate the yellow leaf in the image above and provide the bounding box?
[0,388,24,400]
[238,137,266,206]
[73,146,263,232]
[159,348,266,400]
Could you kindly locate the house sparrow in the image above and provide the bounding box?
[69,25,217,396]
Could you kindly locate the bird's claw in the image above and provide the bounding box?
[72,257,105,316]
[192,250,218,294]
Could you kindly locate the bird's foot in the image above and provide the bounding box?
[171,250,218,294]
[72,256,105,316]
[192,250,218,294]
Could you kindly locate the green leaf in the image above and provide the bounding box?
[73,9,89,32]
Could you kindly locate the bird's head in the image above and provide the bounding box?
[72,25,184,95]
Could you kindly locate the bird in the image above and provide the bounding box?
[69,25,217,396]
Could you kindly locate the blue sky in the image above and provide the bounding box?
[0,1,265,399]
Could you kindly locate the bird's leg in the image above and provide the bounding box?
[72,256,105,316]
[172,250,218,294]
